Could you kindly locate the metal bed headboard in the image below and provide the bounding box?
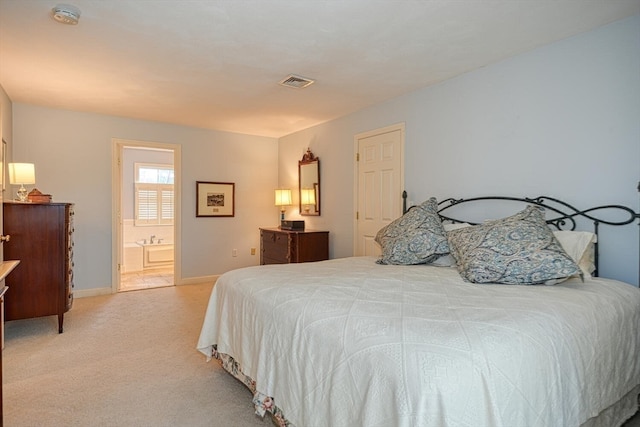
[401,191,640,279]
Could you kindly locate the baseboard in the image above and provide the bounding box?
[178,275,220,286]
[73,275,220,298]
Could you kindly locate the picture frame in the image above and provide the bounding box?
[196,181,235,217]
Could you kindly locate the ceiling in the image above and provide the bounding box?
[0,1,638,138]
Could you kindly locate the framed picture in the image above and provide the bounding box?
[196,181,235,217]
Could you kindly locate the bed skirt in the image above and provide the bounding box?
[212,345,292,427]
[581,384,639,427]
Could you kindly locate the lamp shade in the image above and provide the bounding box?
[300,188,316,205]
[8,163,36,185]
[274,189,292,206]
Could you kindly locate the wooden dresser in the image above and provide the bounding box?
[3,202,74,333]
[260,228,329,265]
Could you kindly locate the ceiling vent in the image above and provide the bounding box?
[279,74,315,89]
[51,4,81,25]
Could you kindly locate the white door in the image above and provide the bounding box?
[354,124,404,256]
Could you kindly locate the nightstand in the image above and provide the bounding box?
[260,228,329,265]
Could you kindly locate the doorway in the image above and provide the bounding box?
[353,123,405,256]
[112,139,181,293]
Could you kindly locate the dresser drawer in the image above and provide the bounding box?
[261,230,290,264]
[260,228,329,265]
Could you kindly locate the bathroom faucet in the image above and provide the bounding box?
[150,235,156,244]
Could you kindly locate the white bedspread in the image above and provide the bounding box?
[197,257,640,427]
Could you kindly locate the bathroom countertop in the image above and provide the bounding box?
[0,260,19,282]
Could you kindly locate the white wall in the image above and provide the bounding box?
[0,85,15,272]
[0,84,12,182]
[12,104,278,293]
[280,15,640,285]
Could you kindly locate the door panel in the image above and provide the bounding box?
[355,125,404,257]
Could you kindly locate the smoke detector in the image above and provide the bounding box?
[51,4,81,25]
[279,74,315,89]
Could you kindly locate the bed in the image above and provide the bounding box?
[197,196,640,427]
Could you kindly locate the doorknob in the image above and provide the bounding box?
[0,235,10,242]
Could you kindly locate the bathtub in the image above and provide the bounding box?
[137,241,174,268]
[123,243,143,273]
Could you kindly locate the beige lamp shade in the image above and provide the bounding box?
[274,189,292,207]
[8,163,36,185]
[300,188,316,205]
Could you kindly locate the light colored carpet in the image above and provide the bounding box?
[3,283,271,427]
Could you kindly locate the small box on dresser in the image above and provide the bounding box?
[2,201,74,333]
[260,227,329,265]
[280,220,305,231]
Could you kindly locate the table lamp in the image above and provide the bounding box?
[8,163,36,202]
[274,189,292,222]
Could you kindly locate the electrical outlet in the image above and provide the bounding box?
[250,247,256,255]
[232,249,238,257]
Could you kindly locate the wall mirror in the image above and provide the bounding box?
[298,148,320,216]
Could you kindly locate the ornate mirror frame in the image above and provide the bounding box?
[298,148,320,216]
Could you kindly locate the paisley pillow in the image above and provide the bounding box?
[447,205,582,284]
[375,198,449,265]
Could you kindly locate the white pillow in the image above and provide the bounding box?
[443,222,472,232]
[553,231,597,278]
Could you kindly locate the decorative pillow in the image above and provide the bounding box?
[447,205,582,285]
[431,223,473,267]
[553,231,597,278]
[375,198,449,265]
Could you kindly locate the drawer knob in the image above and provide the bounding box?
[0,234,10,242]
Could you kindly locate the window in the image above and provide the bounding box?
[134,163,174,226]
